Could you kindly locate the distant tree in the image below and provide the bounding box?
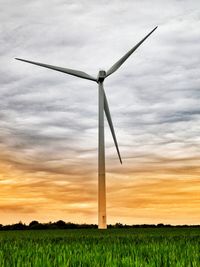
[29,221,39,228]
[157,223,164,228]
[65,222,77,229]
[2,225,12,230]
[11,221,26,230]
[55,220,66,229]
[115,223,124,228]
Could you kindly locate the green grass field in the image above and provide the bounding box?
[0,227,199,266]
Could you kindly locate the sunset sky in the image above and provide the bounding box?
[0,0,200,225]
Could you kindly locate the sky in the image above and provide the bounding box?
[0,0,200,225]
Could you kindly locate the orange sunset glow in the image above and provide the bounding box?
[0,145,199,225]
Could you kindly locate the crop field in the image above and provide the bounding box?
[0,227,199,266]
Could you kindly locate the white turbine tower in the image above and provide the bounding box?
[15,26,157,229]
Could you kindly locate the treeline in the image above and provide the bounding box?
[0,221,199,230]
[0,220,96,230]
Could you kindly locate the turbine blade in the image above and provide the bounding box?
[104,92,122,164]
[106,26,157,77]
[15,58,97,82]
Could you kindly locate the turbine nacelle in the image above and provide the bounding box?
[97,70,106,82]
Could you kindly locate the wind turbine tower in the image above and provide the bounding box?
[15,26,157,229]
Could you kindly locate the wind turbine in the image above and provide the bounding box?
[15,26,157,229]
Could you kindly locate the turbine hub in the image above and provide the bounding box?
[98,70,106,82]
